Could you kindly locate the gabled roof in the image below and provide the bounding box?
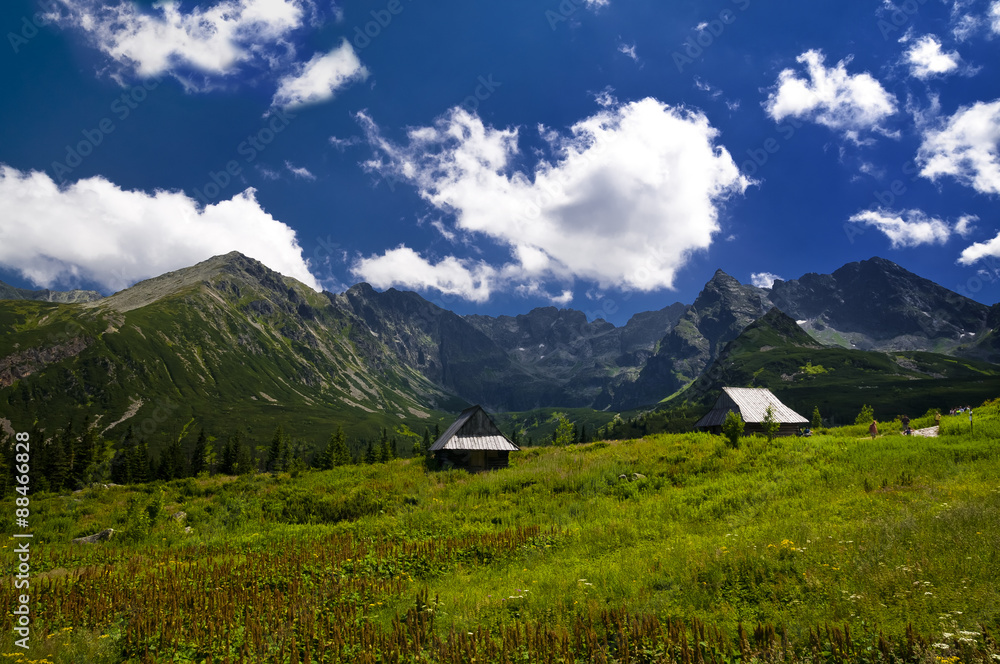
[695,387,808,428]
[430,405,520,452]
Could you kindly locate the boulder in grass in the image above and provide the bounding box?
[73,528,114,544]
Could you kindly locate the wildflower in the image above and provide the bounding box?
[932,644,949,650]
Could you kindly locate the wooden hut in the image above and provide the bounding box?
[695,387,808,437]
[430,405,519,471]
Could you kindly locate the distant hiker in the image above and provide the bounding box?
[869,419,878,439]
[935,412,941,427]
[901,414,910,430]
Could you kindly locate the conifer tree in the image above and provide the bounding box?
[73,417,99,486]
[235,435,256,475]
[191,429,208,476]
[332,425,350,466]
[268,425,286,472]
[316,435,334,470]
[811,406,822,430]
[43,433,70,492]
[131,441,150,483]
[219,435,237,475]
[60,419,77,485]
[364,441,376,465]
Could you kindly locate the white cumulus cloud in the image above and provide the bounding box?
[954,214,978,237]
[0,165,319,292]
[50,0,312,88]
[270,40,368,109]
[353,246,495,303]
[959,231,1000,265]
[750,272,782,289]
[764,49,897,138]
[917,99,1000,194]
[354,98,750,301]
[904,35,962,79]
[992,1,1000,33]
[847,208,952,248]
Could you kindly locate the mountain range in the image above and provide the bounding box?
[2,252,998,450]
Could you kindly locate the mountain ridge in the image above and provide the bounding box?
[2,251,998,450]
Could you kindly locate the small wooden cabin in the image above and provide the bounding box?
[430,405,519,471]
[695,387,808,437]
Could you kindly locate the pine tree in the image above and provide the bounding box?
[191,429,208,476]
[73,417,99,486]
[268,425,286,472]
[364,441,376,465]
[433,423,441,441]
[234,436,256,475]
[332,425,350,466]
[131,442,150,483]
[390,437,398,460]
[316,434,334,470]
[59,419,76,488]
[43,434,70,492]
[422,427,431,449]
[219,435,238,475]
[811,406,822,430]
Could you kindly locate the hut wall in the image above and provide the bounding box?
[434,449,509,472]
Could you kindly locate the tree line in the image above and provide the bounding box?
[0,420,449,495]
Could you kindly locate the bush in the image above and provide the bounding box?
[721,410,744,449]
[855,404,875,426]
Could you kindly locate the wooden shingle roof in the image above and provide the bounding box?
[695,387,808,428]
[429,405,520,452]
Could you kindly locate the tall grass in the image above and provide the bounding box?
[3,403,1000,662]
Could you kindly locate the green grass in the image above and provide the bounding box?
[3,403,1000,662]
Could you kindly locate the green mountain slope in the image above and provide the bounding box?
[1,253,455,453]
[664,308,1000,426]
[0,278,103,304]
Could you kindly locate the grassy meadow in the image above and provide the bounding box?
[2,403,1000,663]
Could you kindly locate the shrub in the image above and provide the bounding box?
[721,410,744,448]
[855,404,875,426]
[761,405,780,441]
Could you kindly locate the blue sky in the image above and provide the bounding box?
[1,0,999,325]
